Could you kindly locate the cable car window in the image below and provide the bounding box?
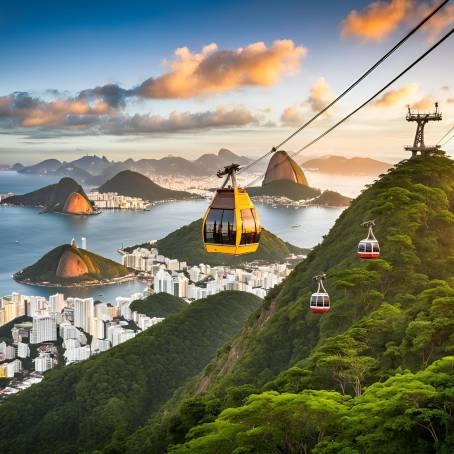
[221,209,236,245]
[358,242,366,252]
[365,242,373,253]
[204,209,236,245]
[251,208,261,242]
[240,209,258,244]
[373,242,380,253]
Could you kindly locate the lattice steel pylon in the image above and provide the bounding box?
[405,102,442,157]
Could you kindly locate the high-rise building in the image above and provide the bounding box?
[74,298,95,334]
[49,293,65,313]
[30,316,57,344]
[154,268,173,295]
[81,237,87,250]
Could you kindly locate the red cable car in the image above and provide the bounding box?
[310,273,330,313]
[357,220,380,259]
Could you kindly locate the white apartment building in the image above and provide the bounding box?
[64,345,91,364]
[73,298,95,334]
[17,342,30,359]
[30,316,57,344]
[49,293,65,313]
[34,353,53,373]
[6,359,22,377]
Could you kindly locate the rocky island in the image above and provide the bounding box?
[1,177,97,215]
[247,150,351,206]
[14,239,134,287]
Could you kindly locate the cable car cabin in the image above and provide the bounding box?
[202,167,261,255]
[357,221,380,259]
[357,239,380,259]
[310,292,330,313]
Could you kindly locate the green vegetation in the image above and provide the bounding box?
[2,177,91,212]
[248,179,321,200]
[14,244,130,285]
[97,170,196,201]
[119,155,454,453]
[0,291,261,453]
[130,293,187,318]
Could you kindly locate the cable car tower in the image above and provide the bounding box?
[405,102,442,157]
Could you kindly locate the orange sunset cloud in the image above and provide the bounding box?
[136,40,307,99]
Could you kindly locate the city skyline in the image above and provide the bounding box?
[2,0,453,164]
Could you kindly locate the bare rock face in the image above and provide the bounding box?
[63,192,93,215]
[56,250,90,278]
[263,150,309,186]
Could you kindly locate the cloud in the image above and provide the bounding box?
[308,77,335,112]
[77,84,130,108]
[134,40,307,99]
[280,105,305,126]
[0,39,307,138]
[0,95,260,136]
[341,0,453,42]
[341,0,409,41]
[372,83,419,107]
[0,92,113,128]
[104,105,259,135]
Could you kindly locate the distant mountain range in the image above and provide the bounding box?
[302,155,392,175]
[97,170,197,201]
[11,149,253,185]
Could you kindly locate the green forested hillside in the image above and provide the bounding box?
[97,170,195,201]
[119,155,454,453]
[0,291,261,453]
[130,292,187,318]
[127,218,305,266]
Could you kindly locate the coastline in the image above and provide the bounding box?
[12,272,137,288]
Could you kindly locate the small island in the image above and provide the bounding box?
[2,177,98,215]
[14,239,135,287]
[97,170,198,202]
[247,151,351,207]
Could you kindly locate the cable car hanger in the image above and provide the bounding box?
[310,272,330,313]
[357,220,380,259]
[202,163,262,256]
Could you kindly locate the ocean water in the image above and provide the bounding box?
[0,171,372,303]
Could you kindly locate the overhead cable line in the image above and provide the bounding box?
[439,123,454,144]
[246,26,454,187]
[238,0,450,175]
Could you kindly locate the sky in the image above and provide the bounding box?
[1,0,453,165]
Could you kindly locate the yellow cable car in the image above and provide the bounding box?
[202,164,261,255]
